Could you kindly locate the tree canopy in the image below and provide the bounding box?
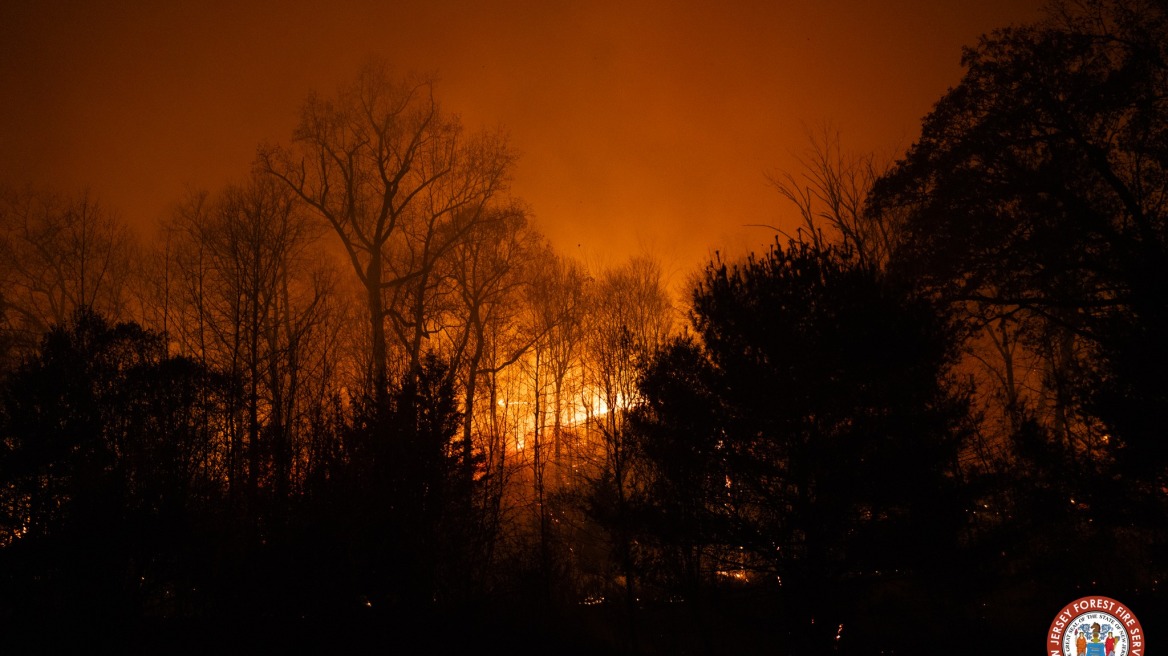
[871,0,1168,509]
[863,0,1168,615]
[630,239,971,647]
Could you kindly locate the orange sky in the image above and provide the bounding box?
[0,0,1045,282]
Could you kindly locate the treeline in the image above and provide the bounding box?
[2,0,1167,653]
[0,61,678,650]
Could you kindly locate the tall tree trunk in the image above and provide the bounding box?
[366,256,388,406]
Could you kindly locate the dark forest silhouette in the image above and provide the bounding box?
[1,1,1165,653]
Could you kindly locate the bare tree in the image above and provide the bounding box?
[445,205,536,468]
[583,254,673,638]
[259,60,515,403]
[161,173,338,510]
[0,187,135,358]
[515,250,592,599]
[766,129,897,266]
[532,254,590,486]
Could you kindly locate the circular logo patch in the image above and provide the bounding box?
[1048,596,1144,656]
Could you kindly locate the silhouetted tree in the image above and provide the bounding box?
[260,60,515,402]
[0,309,225,630]
[336,353,470,613]
[631,239,971,649]
[447,207,534,473]
[868,0,1168,594]
[580,255,673,647]
[0,188,134,362]
[767,128,897,266]
[501,248,593,601]
[159,174,339,527]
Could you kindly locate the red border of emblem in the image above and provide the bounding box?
[1047,596,1145,656]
